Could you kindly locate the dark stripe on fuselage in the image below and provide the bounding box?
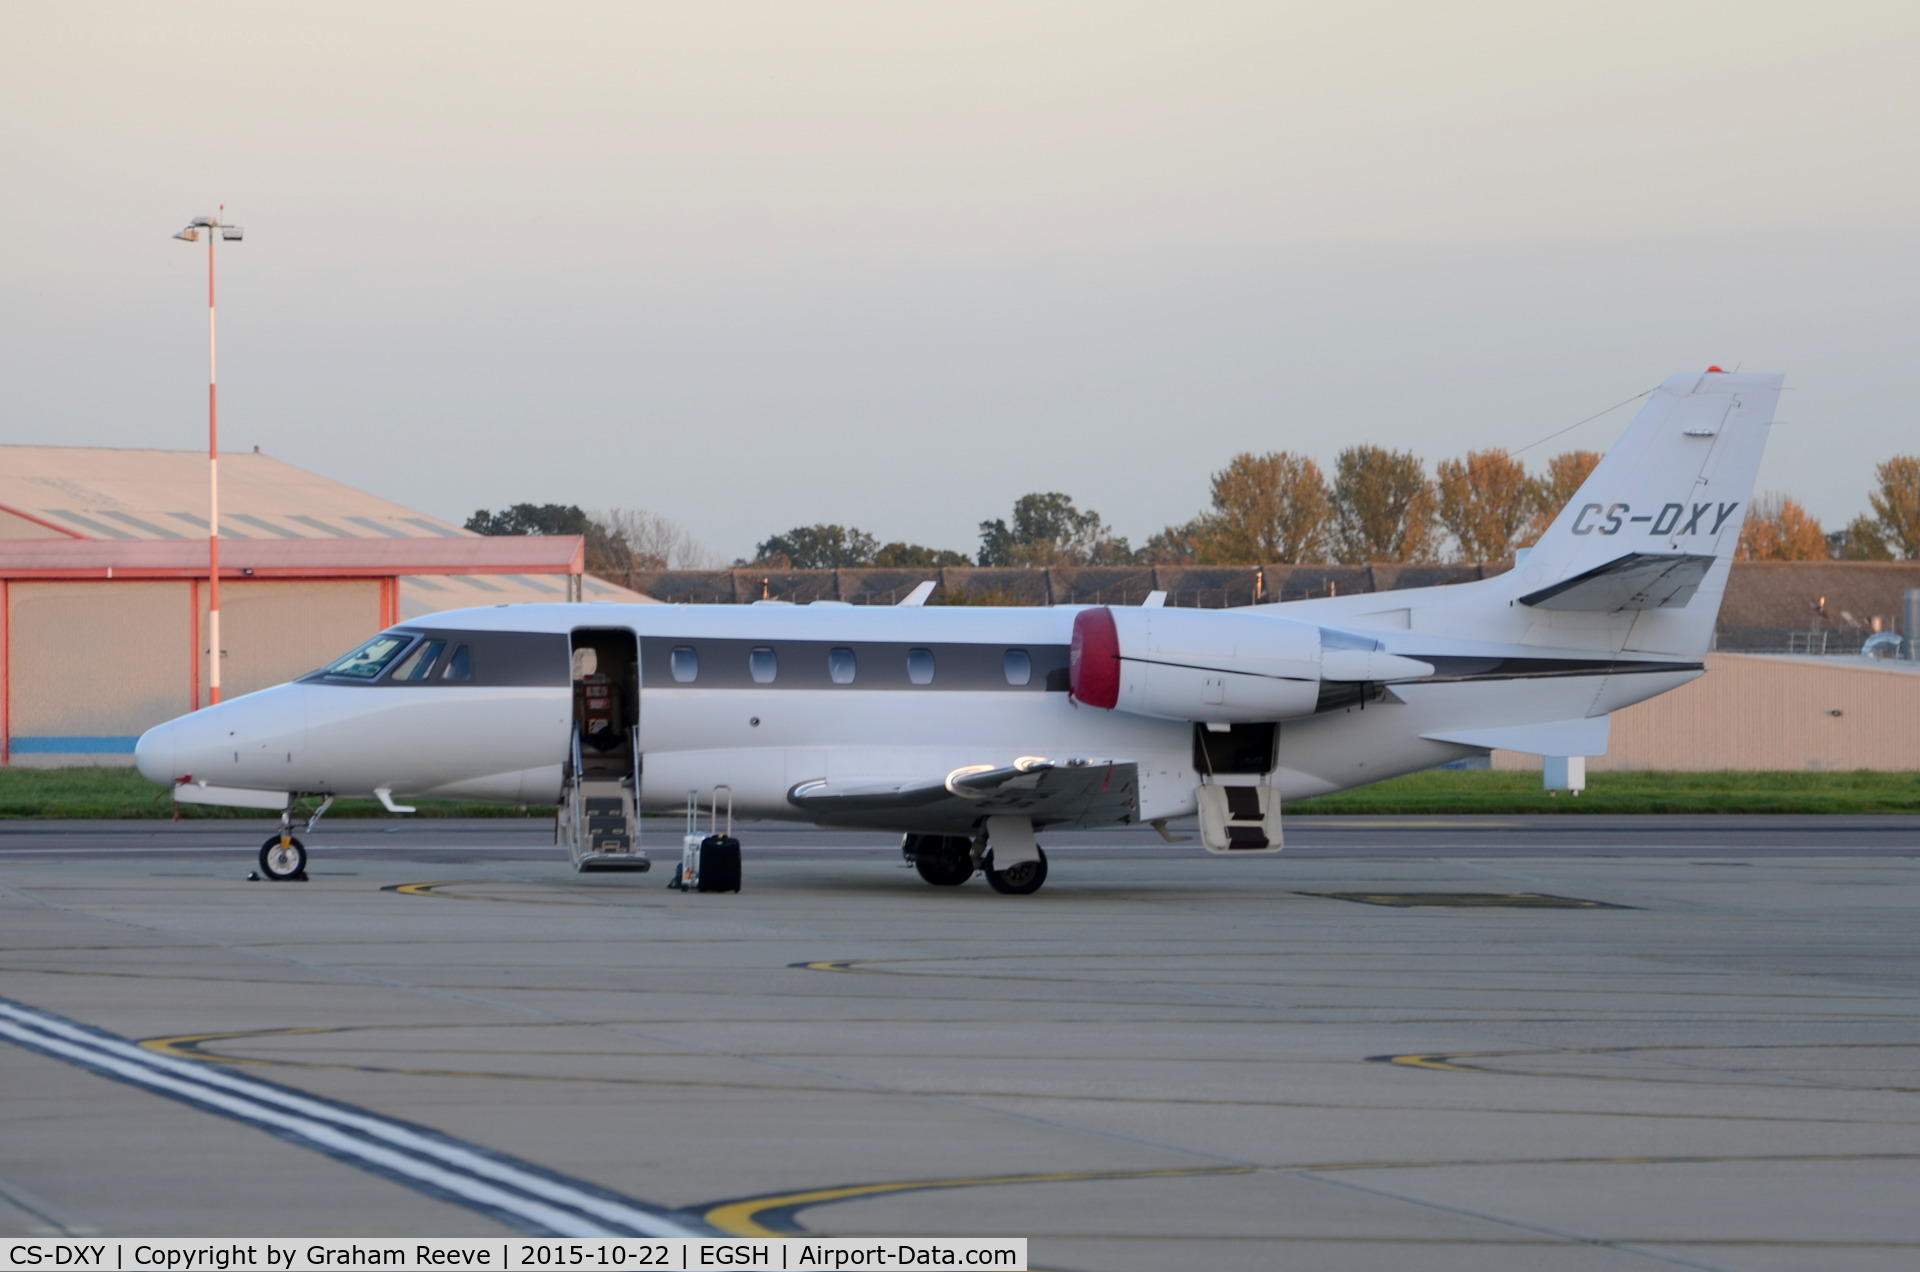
[300,625,1698,695]
[301,629,571,688]
[639,637,1072,692]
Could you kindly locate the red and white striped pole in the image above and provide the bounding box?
[175,209,241,707]
[207,205,222,705]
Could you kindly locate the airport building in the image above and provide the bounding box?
[1495,651,1920,773]
[0,445,648,765]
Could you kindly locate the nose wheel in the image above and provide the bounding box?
[257,835,308,882]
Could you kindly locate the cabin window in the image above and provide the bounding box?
[670,646,699,683]
[829,647,857,684]
[442,645,473,681]
[323,633,416,681]
[750,646,778,684]
[1003,648,1032,686]
[389,639,446,682]
[907,647,935,685]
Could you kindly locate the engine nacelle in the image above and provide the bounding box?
[1069,606,1433,724]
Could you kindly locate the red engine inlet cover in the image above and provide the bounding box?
[1070,607,1121,709]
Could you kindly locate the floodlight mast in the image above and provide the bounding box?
[172,207,243,706]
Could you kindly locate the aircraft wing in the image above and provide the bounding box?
[1517,552,1716,611]
[788,757,1139,833]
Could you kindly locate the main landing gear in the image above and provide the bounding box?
[904,834,975,886]
[901,830,1050,894]
[983,847,1049,895]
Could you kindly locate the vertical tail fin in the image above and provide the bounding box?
[1507,370,1782,655]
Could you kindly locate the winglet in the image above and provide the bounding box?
[898,581,937,607]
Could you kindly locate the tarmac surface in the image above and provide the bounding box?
[2,814,1919,1270]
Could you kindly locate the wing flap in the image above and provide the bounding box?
[789,758,1139,833]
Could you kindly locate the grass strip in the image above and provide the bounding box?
[1292,768,1920,815]
[3,766,1917,819]
[0,767,541,820]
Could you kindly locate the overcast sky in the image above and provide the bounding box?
[4,2,1917,561]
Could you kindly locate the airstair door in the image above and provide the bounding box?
[559,628,648,873]
[1193,722,1284,855]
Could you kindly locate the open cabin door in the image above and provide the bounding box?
[1193,722,1284,854]
[558,627,648,872]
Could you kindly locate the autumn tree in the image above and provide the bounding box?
[1523,449,1602,541]
[1184,451,1332,564]
[1433,447,1533,562]
[1864,455,1920,559]
[1331,446,1434,564]
[1835,516,1892,560]
[1736,494,1828,561]
[978,493,1131,566]
[1138,519,1201,565]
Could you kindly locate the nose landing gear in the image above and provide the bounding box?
[250,798,329,882]
[257,834,308,882]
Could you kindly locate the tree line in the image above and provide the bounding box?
[467,450,1920,581]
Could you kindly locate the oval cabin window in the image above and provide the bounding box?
[829,647,857,684]
[750,647,778,684]
[907,647,935,685]
[1003,648,1032,686]
[670,646,699,683]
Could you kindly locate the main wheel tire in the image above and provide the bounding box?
[983,846,1048,895]
[258,836,307,881]
[915,853,974,887]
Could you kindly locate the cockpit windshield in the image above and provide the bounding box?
[322,632,418,680]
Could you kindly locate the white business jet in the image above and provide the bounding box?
[136,370,1779,890]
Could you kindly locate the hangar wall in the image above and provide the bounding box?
[1495,654,1920,772]
[4,578,383,766]
[10,582,188,754]
[200,580,384,707]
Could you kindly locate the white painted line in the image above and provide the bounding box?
[0,997,708,1238]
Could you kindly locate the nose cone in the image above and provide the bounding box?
[134,719,180,784]
[134,685,310,787]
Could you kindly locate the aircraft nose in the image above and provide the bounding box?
[133,685,310,787]
[134,720,179,784]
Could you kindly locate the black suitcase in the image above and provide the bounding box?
[695,834,741,893]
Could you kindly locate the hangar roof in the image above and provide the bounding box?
[0,535,585,578]
[0,445,650,614]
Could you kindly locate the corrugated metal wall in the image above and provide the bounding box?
[5,578,381,765]
[9,582,189,761]
[1495,654,1920,771]
[199,580,382,706]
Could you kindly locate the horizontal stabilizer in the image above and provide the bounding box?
[1518,552,1715,612]
[789,759,1138,833]
[1423,716,1610,757]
